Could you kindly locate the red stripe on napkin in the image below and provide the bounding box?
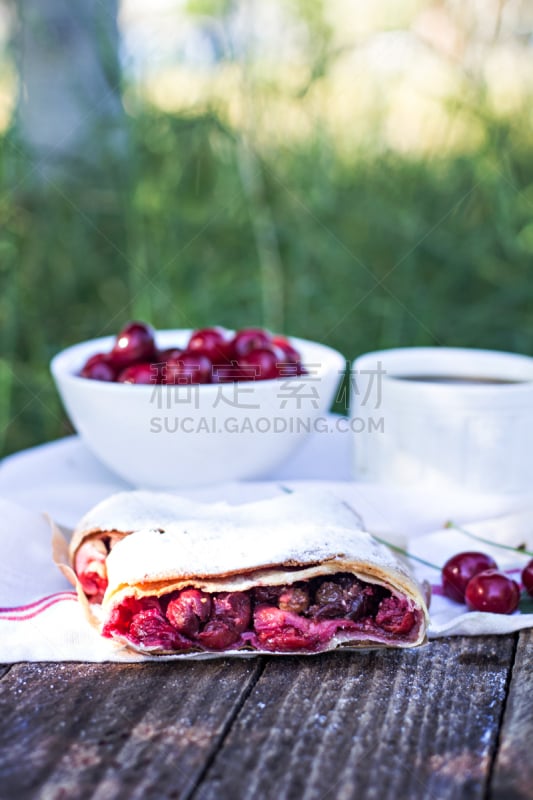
[0,592,77,621]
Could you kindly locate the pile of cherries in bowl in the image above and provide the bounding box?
[441,551,533,614]
[79,321,306,385]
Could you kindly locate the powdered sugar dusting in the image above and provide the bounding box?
[101,490,423,606]
[71,491,233,556]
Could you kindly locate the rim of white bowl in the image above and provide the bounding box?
[50,329,347,391]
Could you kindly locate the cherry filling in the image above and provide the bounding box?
[75,534,125,604]
[102,572,420,653]
[74,539,110,604]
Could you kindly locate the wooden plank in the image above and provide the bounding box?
[490,628,533,800]
[194,637,514,800]
[0,659,263,800]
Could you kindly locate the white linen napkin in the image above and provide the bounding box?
[0,497,143,662]
[1,487,532,663]
[408,509,533,636]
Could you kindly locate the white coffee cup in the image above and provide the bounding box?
[351,347,533,493]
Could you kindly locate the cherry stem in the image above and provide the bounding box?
[445,521,533,558]
[338,498,442,571]
[371,536,441,572]
[278,484,294,494]
[287,492,442,571]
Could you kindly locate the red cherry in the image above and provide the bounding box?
[117,362,159,384]
[522,559,533,597]
[441,551,498,603]
[269,335,307,377]
[230,328,271,359]
[164,352,212,384]
[238,347,280,381]
[158,347,183,362]
[111,321,156,368]
[187,328,228,360]
[270,335,300,363]
[465,570,520,614]
[80,353,116,382]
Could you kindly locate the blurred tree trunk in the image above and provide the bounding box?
[15,0,125,183]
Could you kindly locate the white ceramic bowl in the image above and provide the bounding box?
[51,329,345,488]
[351,346,533,493]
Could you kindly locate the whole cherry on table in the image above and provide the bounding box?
[441,551,498,603]
[441,550,524,614]
[464,570,521,615]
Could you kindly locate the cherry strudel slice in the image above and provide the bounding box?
[61,490,429,656]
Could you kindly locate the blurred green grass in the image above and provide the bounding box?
[1,100,533,457]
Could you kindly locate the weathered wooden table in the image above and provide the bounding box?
[1,630,531,800]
